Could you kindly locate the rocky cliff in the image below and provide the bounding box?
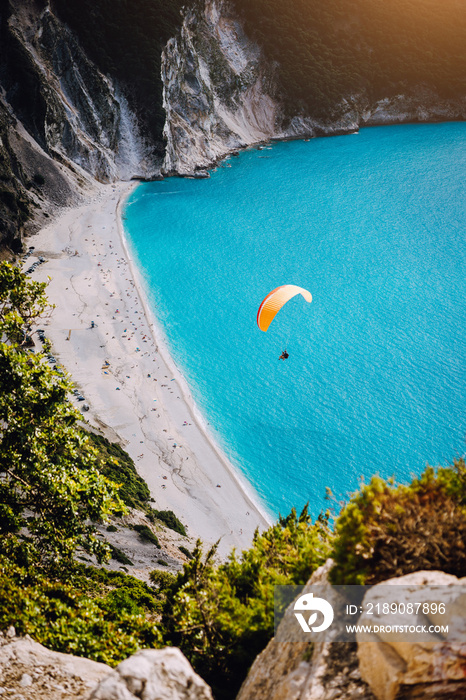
[161,0,466,176]
[2,0,466,245]
[237,562,466,700]
[161,0,363,176]
[0,0,158,250]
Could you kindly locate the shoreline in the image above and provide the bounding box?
[30,180,271,559]
[116,185,274,530]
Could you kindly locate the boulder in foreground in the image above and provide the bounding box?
[90,647,213,700]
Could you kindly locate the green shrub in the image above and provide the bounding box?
[86,432,150,510]
[149,569,176,591]
[330,459,466,585]
[178,546,193,559]
[157,559,168,566]
[132,524,159,547]
[162,505,331,699]
[109,545,133,566]
[148,509,186,536]
[0,558,161,665]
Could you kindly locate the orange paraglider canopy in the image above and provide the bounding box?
[257,285,312,332]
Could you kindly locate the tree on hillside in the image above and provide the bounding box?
[159,505,331,699]
[0,262,124,566]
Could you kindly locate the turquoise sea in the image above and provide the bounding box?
[123,123,466,518]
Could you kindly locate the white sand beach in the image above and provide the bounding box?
[30,180,271,558]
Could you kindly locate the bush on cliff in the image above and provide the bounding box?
[87,432,150,512]
[160,505,332,700]
[330,458,466,585]
[0,559,162,665]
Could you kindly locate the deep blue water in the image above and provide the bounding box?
[123,123,466,518]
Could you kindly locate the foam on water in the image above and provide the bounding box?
[123,123,466,518]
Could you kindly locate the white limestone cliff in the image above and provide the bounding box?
[6,1,158,185]
[161,0,285,176]
[161,1,466,177]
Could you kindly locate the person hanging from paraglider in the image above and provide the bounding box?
[256,285,313,360]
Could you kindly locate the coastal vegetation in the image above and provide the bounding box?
[331,457,466,585]
[87,432,150,512]
[160,506,331,699]
[0,263,123,565]
[1,262,465,697]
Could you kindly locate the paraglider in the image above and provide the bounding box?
[257,285,312,332]
[257,285,312,360]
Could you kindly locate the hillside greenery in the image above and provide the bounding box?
[87,432,150,512]
[0,558,162,664]
[0,262,123,565]
[160,506,331,699]
[233,0,466,118]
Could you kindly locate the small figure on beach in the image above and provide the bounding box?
[279,349,289,361]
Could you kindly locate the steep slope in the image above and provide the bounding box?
[0,0,158,250]
[162,0,283,175]
[161,0,466,175]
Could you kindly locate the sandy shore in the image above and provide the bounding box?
[30,180,271,558]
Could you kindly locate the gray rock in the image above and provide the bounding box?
[0,635,111,700]
[90,648,213,700]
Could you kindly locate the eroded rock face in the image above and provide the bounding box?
[357,571,466,700]
[0,0,160,249]
[90,648,213,700]
[237,564,466,700]
[4,1,157,183]
[161,0,466,177]
[237,560,375,700]
[161,0,283,176]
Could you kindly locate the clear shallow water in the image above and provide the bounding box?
[124,123,466,518]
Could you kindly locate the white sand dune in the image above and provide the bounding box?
[31,181,271,559]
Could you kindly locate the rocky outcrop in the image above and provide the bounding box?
[238,562,466,700]
[357,570,466,700]
[91,648,213,700]
[361,88,466,127]
[3,1,157,183]
[0,628,111,700]
[0,630,213,700]
[161,0,283,176]
[237,560,375,700]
